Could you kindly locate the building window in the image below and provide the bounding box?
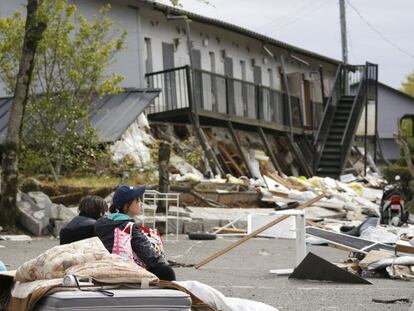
[209,52,216,72]
[240,60,246,81]
[144,37,153,73]
[268,68,274,88]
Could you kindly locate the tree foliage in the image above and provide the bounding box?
[0,0,126,179]
[401,71,414,97]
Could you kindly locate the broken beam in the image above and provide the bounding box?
[258,127,283,174]
[227,121,253,178]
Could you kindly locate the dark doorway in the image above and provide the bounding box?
[162,42,177,109]
[253,65,262,119]
[224,57,235,114]
[192,49,203,109]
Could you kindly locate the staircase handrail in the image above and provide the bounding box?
[340,65,367,148]
[313,63,342,147]
[339,63,378,174]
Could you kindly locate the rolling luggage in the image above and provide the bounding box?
[34,288,192,310]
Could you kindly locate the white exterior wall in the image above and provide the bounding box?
[0,0,337,109]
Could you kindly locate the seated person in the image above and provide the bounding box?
[95,185,176,281]
[60,195,108,245]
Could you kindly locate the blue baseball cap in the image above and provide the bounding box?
[112,185,145,211]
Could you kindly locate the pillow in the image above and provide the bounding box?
[15,237,109,282]
[66,254,158,284]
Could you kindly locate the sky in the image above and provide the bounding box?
[158,0,414,89]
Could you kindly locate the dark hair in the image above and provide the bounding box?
[78,195,108,220]
[109,197,141,214]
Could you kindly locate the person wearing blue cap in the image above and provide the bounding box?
[95,185,175,281]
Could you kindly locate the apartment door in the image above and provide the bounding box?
[162,42,177,109]
[192,49,203,109]
[303,79,312,128]
[224,57,235,114]
[253,66,262,119]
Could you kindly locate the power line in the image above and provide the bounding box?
[346,0,414,61]
[255,0,327,31]
[267,0,333,32]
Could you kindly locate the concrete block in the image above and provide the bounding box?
[167,216,191,234]
[183,220,203,234]
[28,191,52,219]
[50,204,78,222]
[17,192,49,236]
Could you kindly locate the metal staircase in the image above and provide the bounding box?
[313,63,378,178]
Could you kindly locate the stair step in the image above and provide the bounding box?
[321,156,341,161]
[329,129,344,134]
[325,141,342,150]
[319,163,340,168]
[340,96,355,101]
[327,135,343,140]
[323,146,341,151]
[335,111,350,116]
[317,168,341,175]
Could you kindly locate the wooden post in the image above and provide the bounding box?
[158,141,171,214]
[194,194,325,269]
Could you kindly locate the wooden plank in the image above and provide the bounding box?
[269,189,289,198]
[217,143,244,177]
[395,240,414,254]
[227,121,253,178]
[268,172,291,189]
[213,227,246,234]
[258,127,284,174]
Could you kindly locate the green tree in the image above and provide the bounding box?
[0,0,126,180]
[401,71,414,97]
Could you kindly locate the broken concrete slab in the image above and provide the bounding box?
[0,235,31,241]
[289,252,372,284]
[28,191,52,218]
[17,192,49,236]
[50,204,77,221]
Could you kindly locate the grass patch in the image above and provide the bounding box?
[41,173,157,189]
[46,176,121,188]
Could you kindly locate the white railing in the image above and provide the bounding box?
[142,190,180,240]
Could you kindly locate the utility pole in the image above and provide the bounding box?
[339,0,348,64]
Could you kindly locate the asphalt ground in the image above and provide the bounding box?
[1,235,413,310]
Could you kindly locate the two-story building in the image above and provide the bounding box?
[0,0,378,178]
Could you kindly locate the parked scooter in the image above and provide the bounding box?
[379,175,409,226]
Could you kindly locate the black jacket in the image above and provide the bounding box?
[95,216,166,268]
[60,216,96,245]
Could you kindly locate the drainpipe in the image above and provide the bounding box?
[166,14,224,176]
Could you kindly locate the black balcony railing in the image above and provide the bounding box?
[145,66,322,129]
[146,66,190,114]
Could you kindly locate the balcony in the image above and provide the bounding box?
[145,66,322,134]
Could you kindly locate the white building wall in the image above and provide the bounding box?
[0,0,336,106]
